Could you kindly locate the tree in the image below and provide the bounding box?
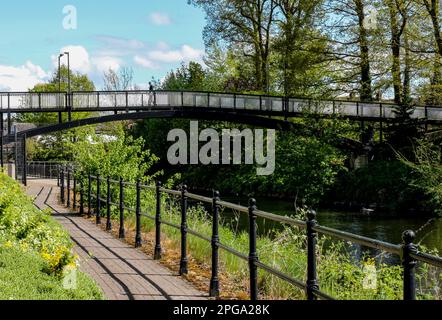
[103,67,137,91]
[189,0,277,92]
[18,66,95,125]
[421,0,442,104]
[272,0,330,97]
[323,0,376,101]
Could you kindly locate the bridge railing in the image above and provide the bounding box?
[56,167,442,300]
[0,92,66,110]
[1,90,442,121]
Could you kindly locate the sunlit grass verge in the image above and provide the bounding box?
[0,173,103,300]
[0,246,102,300]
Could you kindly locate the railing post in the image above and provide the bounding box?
[135,179,142,248]
[79,180,84,216]
[248,198,258,300]
[73,173,77,210]
[119,177,126,239]
[66,169,71,208]
[60,168,65,204]
[306,210,319,300]
[96,175,101,225]
[209,191,221,298]
[179,185,188,275]
[154,181,162,260]
[106,176,112,231]
[57,165,60,187]
[402,230,418,300]
[88,174,92,217]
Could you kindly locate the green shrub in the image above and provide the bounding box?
[0,173,104,300]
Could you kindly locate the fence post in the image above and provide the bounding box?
[60,168,65,204]
[248,198,258,300]
[209,191,221,298]
[119,177,125,239]
[135,179,142,248]
[79,180,84,216]
[96,175,101,225]
[402,230,418,300]
[106,176,112,231]
[57,165,60,187]
[73,173,77,210]
[66,169,71,208]
[154,181,162,260]
[306,210,319,300]
[88,174,92,218]
[179,185,188,275]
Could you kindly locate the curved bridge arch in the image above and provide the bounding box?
[4,110,301,143]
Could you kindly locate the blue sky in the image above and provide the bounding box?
[0,0,207,91]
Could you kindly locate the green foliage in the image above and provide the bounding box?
[398,140,442,216]
[330,160,423,213]
[0,173,103,300]
[72,126,160,183]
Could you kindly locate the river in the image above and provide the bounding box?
[216,196,442,255]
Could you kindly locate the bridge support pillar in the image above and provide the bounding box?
[7,112,11,135]
[22,135,27,186]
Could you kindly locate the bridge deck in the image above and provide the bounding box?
[1,90,442,122]
[26,179,207,301]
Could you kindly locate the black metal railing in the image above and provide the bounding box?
[58,168,442,301]
[26,161,63,180]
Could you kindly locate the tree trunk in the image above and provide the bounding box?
[388,1,403,104]
[355,0,373,101]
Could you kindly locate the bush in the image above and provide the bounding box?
[0,172,104,300]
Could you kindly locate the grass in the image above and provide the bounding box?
[0,172,104,300]
[0,246,103,300]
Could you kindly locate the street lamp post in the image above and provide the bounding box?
[58,53,64,124]
[64,52,71,122]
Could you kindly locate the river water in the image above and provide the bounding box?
[217,196,442,255]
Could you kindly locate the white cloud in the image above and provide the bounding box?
[147,45,204,63]
[134,56,158,69]
[51,45,91,74]
[149,12,172,26]
[92,56,122,73]
[0,61,49,92]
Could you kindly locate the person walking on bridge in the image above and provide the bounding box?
[148,82,155,107]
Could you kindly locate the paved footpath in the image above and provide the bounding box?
[26,179,207,301]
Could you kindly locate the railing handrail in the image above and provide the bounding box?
[57,169,442,301]
[1,89,442,109]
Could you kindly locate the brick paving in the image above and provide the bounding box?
[26,179,207,301]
